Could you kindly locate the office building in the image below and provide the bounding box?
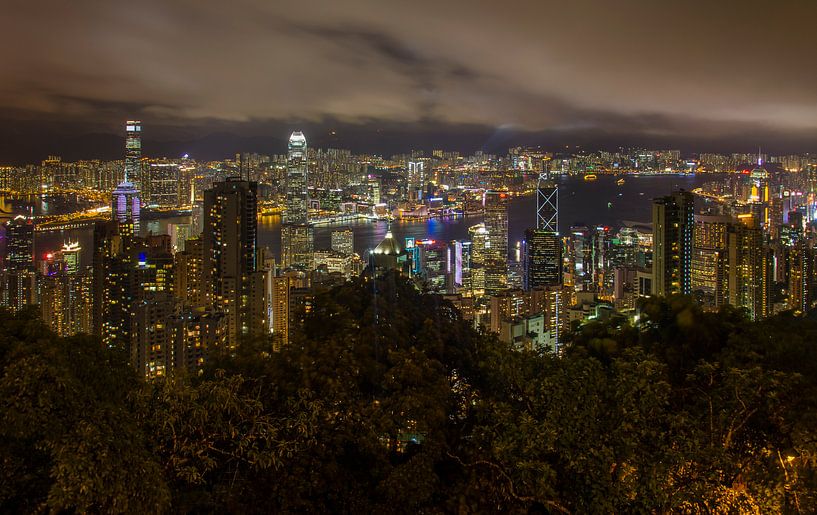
[125,120,142,191]
[331,227,354,256]
[147,161,180,208]
[281,132,314,270]
[6,215,34,271]
[111,121,142,234]
[483,190,508,295]
[524,228,562,289]
[468,224,488,298]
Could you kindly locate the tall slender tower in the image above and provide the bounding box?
[281,131,314,270]
[525,169,562,290]
[112,121,142,233]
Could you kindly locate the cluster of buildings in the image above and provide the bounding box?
[2,121,817,377]
[0,125,368,378]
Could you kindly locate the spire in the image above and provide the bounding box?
[757,146,762,167]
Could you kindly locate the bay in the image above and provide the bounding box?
[28,174,713,268]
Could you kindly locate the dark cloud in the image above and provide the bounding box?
[1,0,816,160]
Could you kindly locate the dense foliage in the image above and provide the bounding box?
[2,274,817,513]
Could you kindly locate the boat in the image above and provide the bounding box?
[584,174,597,182]
[616,178,625,186]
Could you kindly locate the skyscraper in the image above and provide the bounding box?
[5,215,34,271]
[203,178,259,346]
[468,223,488,298]
[691,215,731,309]
[281,131,314,270]
[652,190,694,296]
[728,214,771,320]
[112,120,142,233]
[125,120,142,188]
[483,190,508,295]
[524,228,562,289]
[2,215,36,312]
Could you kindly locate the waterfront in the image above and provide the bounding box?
[22,174,713,268]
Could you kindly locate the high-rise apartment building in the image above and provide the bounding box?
[691,215,731,309]
[652,191,694,296]
[203,178,259,346]
[728,214,771,320]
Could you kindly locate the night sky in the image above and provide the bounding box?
[2,0,817,162]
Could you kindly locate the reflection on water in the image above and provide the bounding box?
[28,174,714,269]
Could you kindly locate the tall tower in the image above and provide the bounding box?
[284,131,308,225]
[281,131,314,270]
[203,178,259,346]
[112,121,142,233]
[125,120,142,190]
[652,190,694,296]
[526,169,562,290]
[483,190,508,295]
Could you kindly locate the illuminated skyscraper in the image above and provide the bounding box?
[112,121,142,233]
[39,243,92,337]
[524,228,562,289]
[468,223,488,298]
[483,190,508,295]
[691,215,731,309]
[652,191,694,296]
[568,225,593,291]
[5,215,34,271]
[408,160,425,200]
[125,120,142,190]
[146,161,180,208]
[281,131,313,270]
[203,178,259,346]
[2,215,36,312]
[728,214,771,320]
